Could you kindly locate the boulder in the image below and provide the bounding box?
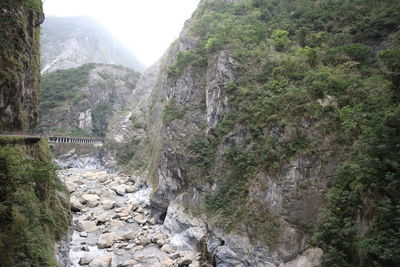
[97,233,115,248]
[130,203,139,211]
[125,186,135,193]
[79,255,93,265]
[101,199,116,210]
[89,260,107,267]
[162,258,175,266]
[113,185,126,196]
[65,181,78,193]
[81,194,100,202]
[189,261,200,267]
[118,259,137,267]
[152,233,167,243]
[71,196,83,212]
[80,232,88,238]
[81,194,100,208]
[133,214,147,225]
[138,236,150,246]
[169,252,180,259]
[161,244,174,254]
[97,212,113,223]
[121,231,135,240]
[109,220,125,228]
[76,221,97,232]
[180,252,194,266]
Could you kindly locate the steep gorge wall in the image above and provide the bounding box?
[0,1,72,265]
[0,0,44,131]
[108,0,400,266]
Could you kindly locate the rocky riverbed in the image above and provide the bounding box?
[58,167,208,267]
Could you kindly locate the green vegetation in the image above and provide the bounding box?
[92,101,113,137]
[70,128,91,137]
[168,0,400,260]
[271,29,291,51]
[167,49,208,77]
[0,140,70,266]
[313,105,400,266]
[116,137,141,166]
[27,0,42,12]
[162,100,185,123]
[40,63,96,111]
[0,0,43,130]
[39,63,140,137]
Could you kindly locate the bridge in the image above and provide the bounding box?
[0,132,103,146]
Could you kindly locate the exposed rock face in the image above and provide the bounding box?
[104,0,400,265]
[37,63,140,137]
[105,8,331,267]
[41,16,145,74]
[0,0,44,130]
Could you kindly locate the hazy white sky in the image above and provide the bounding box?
[43,0,200,67]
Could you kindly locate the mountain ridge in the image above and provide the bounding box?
[40,16,145,74]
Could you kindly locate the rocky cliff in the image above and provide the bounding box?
[41,16,145,74]
[0,0,44,131]
[0,1,71,265]
[37,63,141,138]
[108,0,400,266]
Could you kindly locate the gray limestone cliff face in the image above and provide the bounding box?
[38,64,140,137]
[0,1,44,131]
[106,2,336,266]
[41,16,145,74]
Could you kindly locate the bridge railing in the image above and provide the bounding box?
[48,136,103,145]
[0,131,103,146]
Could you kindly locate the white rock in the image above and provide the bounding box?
[118,259,137,267]
[169,252,180,259]
[109,220,125,228]
[88,255,111,267]
[81,194,100,202]
[162,258,175,266]
[189,261,200,267]
[71,197,83,211]
[161,244,174,254]
[152,233,167,242]
[133,214,147,224]
[76,221,97,232]
[65,181,78,193]
[114,185,126,196]
[97,233,115,249]
[138,236,150,246]
[101,199,116,210]
[121,231,135,240]
[97,212,113,223]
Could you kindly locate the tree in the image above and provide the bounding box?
[271,29,291,52]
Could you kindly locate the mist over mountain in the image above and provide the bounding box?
[40,16,145,74]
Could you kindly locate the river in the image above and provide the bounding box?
[57,164,203,267]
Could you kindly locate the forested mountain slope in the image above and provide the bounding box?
[108,0,400,266]
[37,63,141,138]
